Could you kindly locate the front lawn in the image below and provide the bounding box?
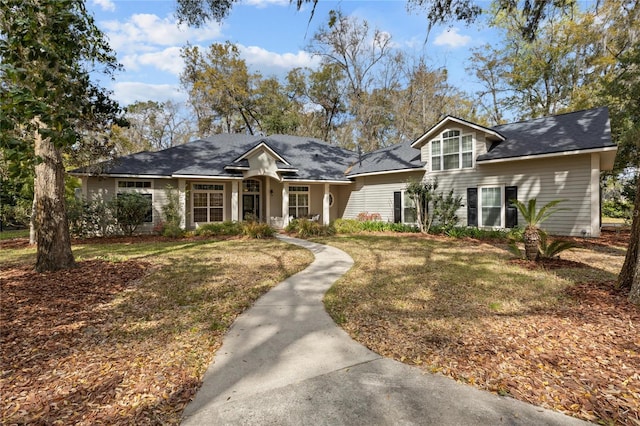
[0,236,313,425]
[321,232,638,425]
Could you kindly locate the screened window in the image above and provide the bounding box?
[431,130,474,171]
[481,187,501,227]
[192,183,224,223]
[288,186,309,218]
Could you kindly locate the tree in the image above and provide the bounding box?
[1,0,122,272]
[181,42,260,135]
[405,179,438,233]
[512,199,566,261]
[307,9,399,151]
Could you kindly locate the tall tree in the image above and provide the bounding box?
[1,0,122,272]
[181,42,259,135]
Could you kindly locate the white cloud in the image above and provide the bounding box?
[113,82,186,106]
[122,47,185,76]
[433,28,471,48]
[92,0,115,12]
[102,13,222,53]
[239,45,320,72]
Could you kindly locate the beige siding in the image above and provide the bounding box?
[84,177,178,232]
[343,172,425,222]
[429,154,595,236]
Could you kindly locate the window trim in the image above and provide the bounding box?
[430,128,475,172]
[478,186,504,228]
[288,185,310,219]
[401,190,418,225]
[191,182,225,225]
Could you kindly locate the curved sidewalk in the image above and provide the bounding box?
[182,235,589,425]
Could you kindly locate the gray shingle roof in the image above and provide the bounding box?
[345,140,423,177]
[479,107,614,162]
[76,134,358,182]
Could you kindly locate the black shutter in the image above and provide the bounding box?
[505,186,518,228]
[393,192,402,223]
[467,188,478,227]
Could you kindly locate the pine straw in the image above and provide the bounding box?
[1,238,313,425]
[323,233,638,426]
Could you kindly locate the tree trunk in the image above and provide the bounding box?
[617,176,640,290]
[29,192,36,245]
[524,227,540,261]
[628,243,640,305]
[33,124,75,272]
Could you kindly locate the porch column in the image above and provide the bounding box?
[265,178,271,223]
[323,183,330,225]
[178,179,186,229]
[231,181,239,222]
[282,183,289,226]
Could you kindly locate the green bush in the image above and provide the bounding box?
[194,221,243,237]
[333,219,362,234]
[113,192,152,236]
[242,222,275,239]
[161,223,185,238]
[66,197,116,238]
[0,200,31,229]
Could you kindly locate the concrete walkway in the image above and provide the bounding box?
[182,235,589,425]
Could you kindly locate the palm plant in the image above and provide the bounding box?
[511,198,567,261]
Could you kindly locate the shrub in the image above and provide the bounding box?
[162,222,185,238]
[333,218,362,234]
[194,221,243,237]
[113,192,152,236]
[242,222,275,239]
[433,188,462,230]
[0,200,31,229]
[66,197,115,238]
[162,185,182,227]
[286,218,335,237]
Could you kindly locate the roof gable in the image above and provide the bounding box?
[411,116,505,149]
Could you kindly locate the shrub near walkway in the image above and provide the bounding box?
[1,237,313,425]
[321,233,638,425]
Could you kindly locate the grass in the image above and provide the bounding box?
[1,236,313,424]
[318,234,636,424]
[0,228,28,240]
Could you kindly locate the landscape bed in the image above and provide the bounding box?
[320,230,638,425]
[0,236,313,425]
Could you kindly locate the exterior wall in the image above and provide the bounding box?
[342,171,426,222]
[84,176,178,232]
[428,154,597,236]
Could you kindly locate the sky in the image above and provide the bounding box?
[87,0,501,107]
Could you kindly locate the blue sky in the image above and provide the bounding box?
[87,0,500,106]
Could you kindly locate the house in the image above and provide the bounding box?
[71,107,617,237]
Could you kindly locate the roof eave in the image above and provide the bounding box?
[476,145,618,166]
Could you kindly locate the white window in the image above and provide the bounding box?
[402,191,417,224]
[192,183,224,223]
[480,187,502,227]
[116,180,153,222]
[288,185,309,218]
[431,130,474,171]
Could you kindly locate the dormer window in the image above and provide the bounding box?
[431,130,473,171]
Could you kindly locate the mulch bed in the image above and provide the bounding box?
[0,259,158,424]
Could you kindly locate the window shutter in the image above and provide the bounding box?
[393,192,402,223]
[467,188,478,226]
[505,186,518,228]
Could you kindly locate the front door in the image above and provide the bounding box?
[243,194,260,221]
[242,179,261,221]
